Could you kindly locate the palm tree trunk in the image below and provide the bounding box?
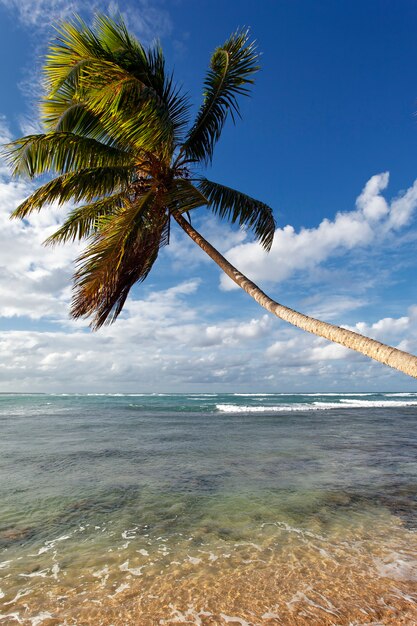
[173,212,417,379]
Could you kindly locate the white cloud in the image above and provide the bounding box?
[220,173,417,290]
[0,0,172,39]
[353,316,410,340]
[266,334,351,365]
[195,315,272,347]
[386,182,417,230]
[0,117,82,319]
[355,172,389,221]
[266,305,417,377]
[167,214,247,270]
[1,272,417,392]
[300,295,367,321]
[0,282,279,392]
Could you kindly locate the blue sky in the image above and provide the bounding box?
[1,0,417,392]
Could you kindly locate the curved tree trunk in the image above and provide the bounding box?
[173,212,417,379]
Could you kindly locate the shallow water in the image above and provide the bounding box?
[0,393,416,624]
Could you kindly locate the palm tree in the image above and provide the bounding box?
[4,14,417,378]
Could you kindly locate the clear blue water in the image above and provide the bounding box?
[0,392,416,625]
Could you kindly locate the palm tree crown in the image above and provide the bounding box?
[5,14,417,379]
[5,15,275,329]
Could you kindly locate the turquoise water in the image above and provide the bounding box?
[0,392,416,624]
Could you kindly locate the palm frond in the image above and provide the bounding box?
[164,179,208,214]
[77,53,189,153]
[4,133,133,179]
[42,100,121,148]
[44,15,146,96]
[42,86,158,154]
[181,30,259,165]
[41,75,118,146]
[44,16,188,153]
[44,16,106,96]
[44,193,127,245]
[83,73,174,153]
[94,13,147,58]
[198,178,275,250]
[11,166,134,218]
[71,192,168,328]
[146,44,190,144]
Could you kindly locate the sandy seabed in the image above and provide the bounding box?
[1,520,416,626]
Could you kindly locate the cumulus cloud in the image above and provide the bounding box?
[167,215,247,270]
[266,333,356,367]
[0,116,82,319]
[300,295,368,321]
[263,304,417,388]
[195,315,272,347]
[220,173,417,290]
[0,282,279,392]
[3,282,417,392]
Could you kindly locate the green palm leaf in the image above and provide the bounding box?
[44,15,130,96]
[181,30,259,165]
[71,192,168,328]
[4,133,133,179]
[44,193,128,245]
[43,100,119,148]
[198,178,275,250]
[44,16,188,152]
[11,166,134,218]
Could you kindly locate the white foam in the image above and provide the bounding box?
[286,590,339,616]
[217,398,417,413]
[186,555,202,565]
[305,392,373,396]
[119,560,144,576]
[93,566,109,578]
[0,561,11,570]
[217,404,305,413]
[122,527,138,539]
[4,588,32,605]
[0,590,3,600]
[220,615,254,626]
[233,393,276,396]
[37,534,71,555]
[197,550,219,562]
[375,555,417,582]
[159,605,213,625]
[0,614,22,623]
[137,549,149,556]
[110,582,130,597]
[337,399,417,407]
[187,394,217,398]
[29,613,54,626]
[19,569,50,578]
[262,521,326,541]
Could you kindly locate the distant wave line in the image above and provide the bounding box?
[216,400,417,413]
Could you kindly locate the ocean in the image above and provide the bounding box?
[0,392,416,625]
